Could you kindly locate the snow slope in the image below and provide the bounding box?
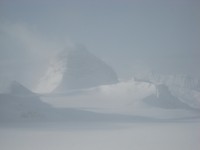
[143,84,193,109]
[0,81,34,96]
[0,81,199,150]
[0,81,162,123]
[56,45,118,91]
[0,81,61,122]
[42,80,200,120]
[36,45,118,93]
[134,73,200,109]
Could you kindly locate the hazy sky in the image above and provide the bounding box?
[0,0,200,88]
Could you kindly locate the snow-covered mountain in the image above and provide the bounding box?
[42,79,199,119]
[134,73,200,109]
[1,61,200,122]
[36,45,118,93]
[134,73,200,91]
[56,45,118,91]
[0,80,34,96]
[1,81,159,122]
[0,81,58,122]
[143,84,193,109]
[0,81,95,122]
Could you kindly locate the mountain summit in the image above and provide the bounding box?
[143,84,192,109]
[54,45,118,92]
[0,81,34,96]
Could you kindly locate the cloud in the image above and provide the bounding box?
[0,22,61,59]
[0,22,70,89]
[35,58,66,93]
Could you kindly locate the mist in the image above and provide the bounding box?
[1,0,200,86]
[0,0,200,150]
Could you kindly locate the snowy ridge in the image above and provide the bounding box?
[0,80,34,96]
[0,81,161,122]
[134,73,200,109]
[143,84,193,109]
[41,79,200,120]
[0,48,200,122]
[0,81,58,122]
[134,73,200,91]
[1,80,199,122]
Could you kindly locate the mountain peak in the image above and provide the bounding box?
[0,80,34,96]
[56,47,118,91]
[144,84,192,109]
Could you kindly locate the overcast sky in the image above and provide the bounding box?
[0,0,200,88]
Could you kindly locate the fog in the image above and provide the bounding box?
[0,0,200,150]
[1,0,200,88]
[1,122,200,150]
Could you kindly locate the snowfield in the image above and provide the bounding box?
[1,51,200,150]
[0,80,200,150]
[0,121,200,150]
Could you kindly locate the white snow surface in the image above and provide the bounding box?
[42,79,200,119]
[1,79,199,122]
[0,122,200,150]
[0,79,200,150]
